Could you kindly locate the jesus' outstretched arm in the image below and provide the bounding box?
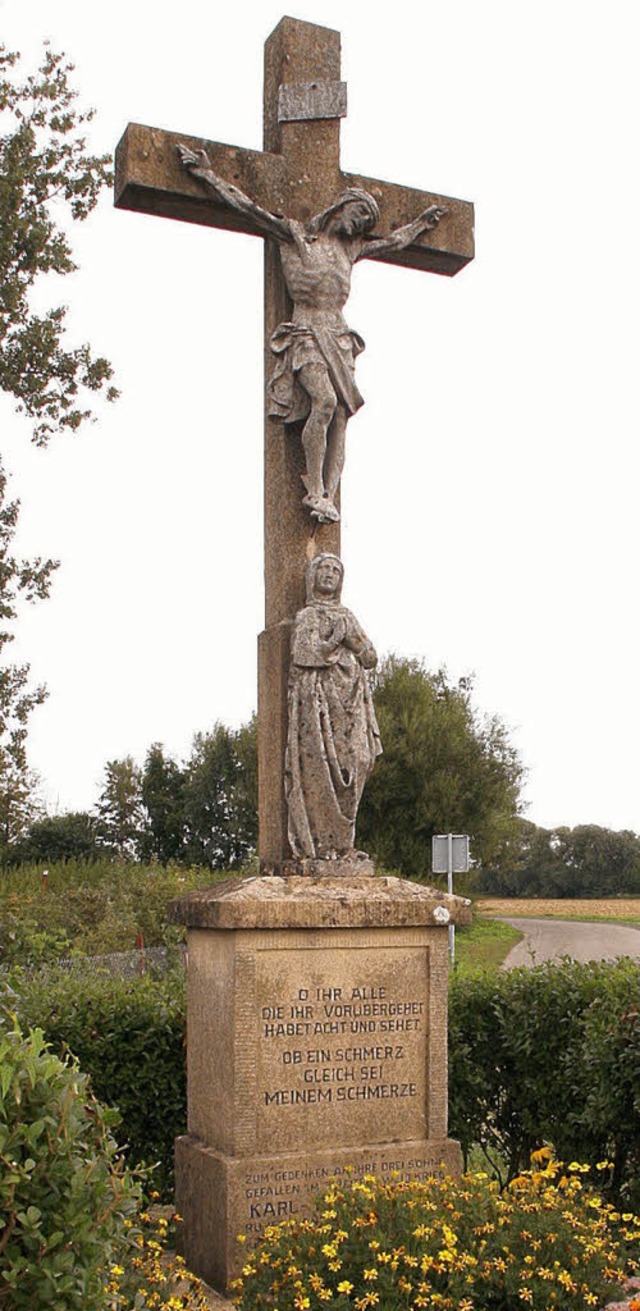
[355,203,447,262]
[177,145,293,244]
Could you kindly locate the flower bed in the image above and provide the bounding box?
[230,1154,639,1311]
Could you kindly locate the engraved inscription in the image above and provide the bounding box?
[255,946,428,1152]
[241,1150,445,1236]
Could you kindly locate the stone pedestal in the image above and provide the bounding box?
[171,874,471,1293]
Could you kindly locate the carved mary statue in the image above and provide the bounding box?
[285,554,382,861]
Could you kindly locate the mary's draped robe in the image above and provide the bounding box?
[285,599,382,860]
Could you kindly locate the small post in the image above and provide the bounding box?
[432,834,471,967]
[447,834,455,966]
[41,868,49,893]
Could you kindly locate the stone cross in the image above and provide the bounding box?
[115,17,474,870]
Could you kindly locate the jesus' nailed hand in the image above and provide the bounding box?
[177,145,446,526]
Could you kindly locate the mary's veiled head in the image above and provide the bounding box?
[305,553,344,605]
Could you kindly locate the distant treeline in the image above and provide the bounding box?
[478,818,640,899]
[2,657,639,899]
[1,659,523,880]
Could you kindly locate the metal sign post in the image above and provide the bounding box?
[432,834,470,966]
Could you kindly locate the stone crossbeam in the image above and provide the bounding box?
[115,123,473,277]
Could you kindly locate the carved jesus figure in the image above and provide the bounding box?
[178,145,446,524]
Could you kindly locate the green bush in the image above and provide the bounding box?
[0,859,226,966]
[14,967,187,1199]
[0,1016,142,1311]
[449,956,640,1210]
[231,1160,636,1310]
[9,947,640,1216]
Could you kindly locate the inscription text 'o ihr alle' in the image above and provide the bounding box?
[258,974,425,1110]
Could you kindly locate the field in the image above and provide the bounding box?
[476,896,640,923]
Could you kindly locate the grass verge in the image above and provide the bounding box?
[452,915,522,976]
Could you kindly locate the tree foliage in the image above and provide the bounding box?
[182,718,258,869]
[356,657,523,878]
[140,742,186,865]
[479,819,640,897]
[3,810,100,866]
[0,45,117,443]
[87,723,258,870]
[0,460,55,846]
[95,756,146,860]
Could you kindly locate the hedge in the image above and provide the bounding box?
[9,956,640,1210]
[449,956,640,1210]
[11,967,186,1199]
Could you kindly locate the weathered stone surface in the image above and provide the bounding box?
[172,877,468,1289]
[277,79,348,124]
[285,555,381,860]
[175,151,445,527]
[170,873,472,931]
[115,16,474,869]
[176,1136,462,1290]
[276,853,375,878]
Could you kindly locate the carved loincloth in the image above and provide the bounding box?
[268,322,365,423]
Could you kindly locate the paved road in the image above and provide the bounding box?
[499,917,640,969]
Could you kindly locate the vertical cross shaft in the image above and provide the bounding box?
[258,19,344,869]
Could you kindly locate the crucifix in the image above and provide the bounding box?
[115,16,474,872]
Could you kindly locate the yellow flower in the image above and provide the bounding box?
[337,1281,354,1294]
[530,1146,552,1163]
[363,1267,378,1282]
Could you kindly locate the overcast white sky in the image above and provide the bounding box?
[2,0,639,834]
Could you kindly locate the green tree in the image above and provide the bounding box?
[140,743,186,864]
[95,756,146,859]
[356,657,523,878]
[2,810,101,865]
[183,720,258,869]
[555,824,640,897]
[1,45,118,843]
[0,460,55,847]
[479,821,640,897]
[1,45,117,443]
[477,819,570,896]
